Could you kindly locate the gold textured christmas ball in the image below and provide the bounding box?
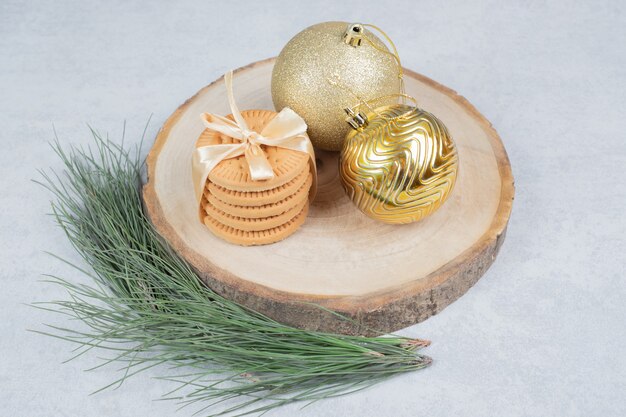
[339,104,459,224]
[271,21,401,151]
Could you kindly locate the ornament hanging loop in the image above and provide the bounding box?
[344,108,369,129]
[328,72,420,127]
[339,23,407,106]
[343,93,420,130]
[343,23,365,47]
[352,93,419,114]
[341,23,403,89]
[360,23,406,100]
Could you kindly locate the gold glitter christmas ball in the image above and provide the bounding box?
[271,22,401,151]
[339,104,459,224]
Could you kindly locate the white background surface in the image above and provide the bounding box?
[1,1,624,416]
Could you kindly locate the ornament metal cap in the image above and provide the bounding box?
[344,108,369,129]
[343,23,364,47]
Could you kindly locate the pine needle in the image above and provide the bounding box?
[33,125,431,416]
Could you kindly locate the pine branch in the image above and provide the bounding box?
[33,125,431,416]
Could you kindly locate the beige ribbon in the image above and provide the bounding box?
[192,71,317,211]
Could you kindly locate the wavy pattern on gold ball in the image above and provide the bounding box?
[339,104,459,224]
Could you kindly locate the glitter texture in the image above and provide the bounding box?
[271,22,401,151]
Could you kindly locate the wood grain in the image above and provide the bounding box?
[143,58,514,335]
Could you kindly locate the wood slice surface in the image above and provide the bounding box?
[143,58,515,335]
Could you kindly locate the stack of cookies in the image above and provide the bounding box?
[195,110,313,246]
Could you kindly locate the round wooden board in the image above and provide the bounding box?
[143,58,514,335]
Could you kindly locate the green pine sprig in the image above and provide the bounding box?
[33,124,431,416]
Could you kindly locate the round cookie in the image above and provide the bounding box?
[205,174,312,218]
[207,169,311,207]
[195,110,310,192]
[203,204,309,246]
[204,197,307,232]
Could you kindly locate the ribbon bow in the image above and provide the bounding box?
[192,71,316,211]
